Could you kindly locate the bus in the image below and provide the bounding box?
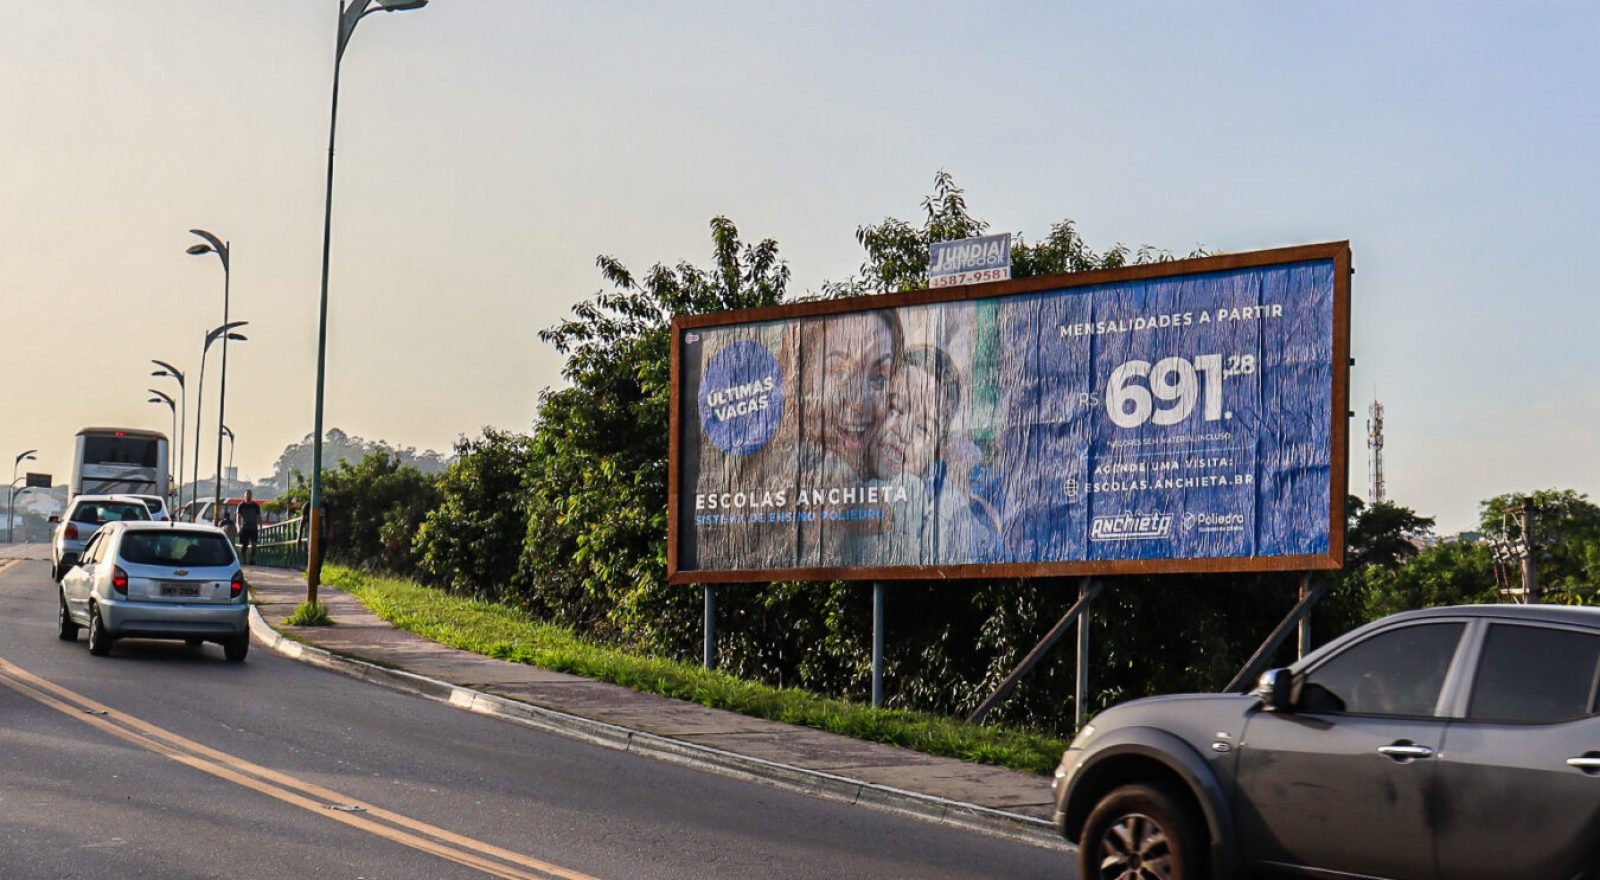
[70,427,170,501]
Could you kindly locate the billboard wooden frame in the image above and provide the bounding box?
[668,241,1352,585]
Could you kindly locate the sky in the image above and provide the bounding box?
[1,1,1595,534]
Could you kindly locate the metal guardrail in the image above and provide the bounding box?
[253,516,307,570]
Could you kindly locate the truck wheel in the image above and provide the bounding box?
[1079,783,1207,880]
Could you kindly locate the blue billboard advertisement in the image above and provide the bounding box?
[671,244,1349,581]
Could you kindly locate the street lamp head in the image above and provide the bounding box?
[204,320,249,347]
[340,0,427,57]
[151,359,185,385]
[225,333,248,342]
[221,426,235,440]
[187,229,228,265]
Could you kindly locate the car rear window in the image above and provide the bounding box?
[1468,624,1600,724]
[71,502,152,524]
[141,498,165,513]
[119,532,237,567]
[82,436,160,467]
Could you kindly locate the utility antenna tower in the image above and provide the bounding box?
[1367,397,1386,503]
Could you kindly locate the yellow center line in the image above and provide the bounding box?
[0,657,603,880]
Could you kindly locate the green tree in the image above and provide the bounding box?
[522,216,790,644]
[414,428,538,601]
[1316,496,1441,643]
[831,169,1198,297]
[293,449,439,572]
[269,429,449,491]
[1480,489,1600,600]
[1345,496,1436,570]
[1357,540,1498,619]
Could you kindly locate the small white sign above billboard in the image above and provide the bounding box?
[928,233,1012,289]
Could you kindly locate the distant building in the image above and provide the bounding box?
[17,492,64,517]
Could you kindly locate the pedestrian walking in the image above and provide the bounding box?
[237,490,262,565]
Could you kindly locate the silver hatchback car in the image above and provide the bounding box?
[58,521,250,661]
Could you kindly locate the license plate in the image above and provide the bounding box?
[161,583,202,598]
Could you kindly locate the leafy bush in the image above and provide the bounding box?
[285,449,439,573]
[413,428,538,601]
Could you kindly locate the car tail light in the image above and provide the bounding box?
[231,571,245,598]
[65,522,79,540]
[112,566,129,596]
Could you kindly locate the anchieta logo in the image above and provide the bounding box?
[1090,512,1174,541]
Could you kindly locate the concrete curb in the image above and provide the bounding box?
[247,605,1069,852]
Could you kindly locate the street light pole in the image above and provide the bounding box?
[151,360,187,511]
[148,391,178,507]
[188,230,234,530]
[309,0,429,604]
[221,425,236,487]
[8,450,36,543]
[193,322,248,523]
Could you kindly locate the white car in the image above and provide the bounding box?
[127,494,172,522]
[58,521,249,661]
[50,494,151,581]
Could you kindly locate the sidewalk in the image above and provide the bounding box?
[244,566,1065,850]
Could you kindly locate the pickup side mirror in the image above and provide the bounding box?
[49,515,60,524]
[1256,668,1294,712]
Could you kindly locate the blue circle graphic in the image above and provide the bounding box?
[699,340,785,456]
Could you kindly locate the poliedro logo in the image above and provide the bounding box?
[1090,512,1174,541]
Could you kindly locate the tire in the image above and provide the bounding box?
[223,635,249,663]
[86,606,114,657]
[57,592,80,641]
[1079,783,1207,880]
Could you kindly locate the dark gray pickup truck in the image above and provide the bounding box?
[1054,604,1600,880]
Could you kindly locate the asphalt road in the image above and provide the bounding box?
[0,557,1073,879]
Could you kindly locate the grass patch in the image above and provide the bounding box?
[324,565,1067,775]
[284,601,333,627]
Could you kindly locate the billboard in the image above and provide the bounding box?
[669,243,1350,583]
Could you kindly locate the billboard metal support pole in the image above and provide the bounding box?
[968,578,1103,725]
[1226,574,1329,693]
[1296,572,1312,659]
[703,584,716,670]
[871,582,885,709]
[1075,576,1094,729]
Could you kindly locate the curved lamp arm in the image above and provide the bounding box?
[151,359,186,387]
[187,228,229,271]
[339,0,428,59]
